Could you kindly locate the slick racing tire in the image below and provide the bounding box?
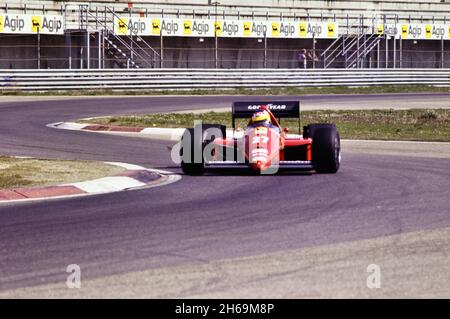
[180,124,226,175]
[305,124,341,174]
[180,128,205,175]
[195,124,226,142]
[195,123,226,162]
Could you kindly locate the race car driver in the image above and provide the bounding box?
[247,109,278,129]
[246,109,285,149]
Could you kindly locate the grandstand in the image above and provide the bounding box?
[1,0,450,69]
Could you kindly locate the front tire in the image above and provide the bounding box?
[306,124,341,174]
[180,128,205,175]
[179,124,226,175]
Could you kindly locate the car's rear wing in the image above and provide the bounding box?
[231,101,300,130]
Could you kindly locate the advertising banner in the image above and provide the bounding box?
[114,16,215,37]
[375,23,449,40]
[400,23,447,40]
[113,16,339,39]
[0,14,64,35]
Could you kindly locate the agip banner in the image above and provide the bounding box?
[215,20,337,38]
[375,23,450,40]
[0,14,64,34]
[114,17,214,37]
[113,16,339,39]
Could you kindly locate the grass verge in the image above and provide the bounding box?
[1,85,450,97]
[0,156,125,189]
[81,109,450,142]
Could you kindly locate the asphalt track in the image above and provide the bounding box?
[0,93,449,297]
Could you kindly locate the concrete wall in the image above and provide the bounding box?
[137,36,333,69]
[0,32,96,69]
[0,34,68,69]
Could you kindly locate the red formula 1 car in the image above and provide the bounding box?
[180,101,341,175]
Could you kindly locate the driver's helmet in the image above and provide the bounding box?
[250,110,271,126]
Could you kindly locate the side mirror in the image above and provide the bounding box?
[283,127,289,133]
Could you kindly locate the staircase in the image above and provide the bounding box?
[345,33,383,68]
[322,15,385,69]
[79,5,160,68]
[322,32,383,69]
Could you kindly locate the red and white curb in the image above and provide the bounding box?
[47,121,186,141]
[0,161,181,204]
[47,121,296,140]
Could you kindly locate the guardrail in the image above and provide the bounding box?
[1,69,450,91]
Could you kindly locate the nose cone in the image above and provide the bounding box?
[245,125,280,173]
[250,160,263,171]
[250,148,268,169]
[256,160,263,169]
[250,161,272,172]
[250,156,272,172]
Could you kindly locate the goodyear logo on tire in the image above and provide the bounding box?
[183,20,192,35]
[271,22,280,36]
[401,24,408,38]
[448,25,450,38]
[31,16,41,32]
[425,25,432,38]
[327,23,335,37]
[151,19,161,35]
[0,15,3,33]
[117,18,128,35]
[243,21,251,36]
[299,22,307,37]
[214,21,222,36]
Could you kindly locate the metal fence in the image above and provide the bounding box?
[1,36,450,69]
[1,69,450,91]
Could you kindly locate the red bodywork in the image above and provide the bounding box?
[211,106,312,172]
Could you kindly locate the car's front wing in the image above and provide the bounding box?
[204,160,314,170]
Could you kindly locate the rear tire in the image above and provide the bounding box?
[305,124,341,174]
